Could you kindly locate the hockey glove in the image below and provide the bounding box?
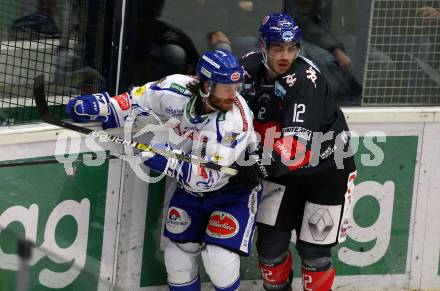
[229,148,271,190]
[229,163,261,190]
[66,92,120,128]
[66,92,110,122]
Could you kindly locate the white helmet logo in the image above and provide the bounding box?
[282,31,295,42]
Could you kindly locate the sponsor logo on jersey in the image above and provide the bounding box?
[170,82,187,94]
[282,126,312,141]
[308,208,335,241]
[230,71,241,81]
[206,211,239,239]
[248,189,258,214]
[222,132,239,147]
[166,207,191,234]
[165,106,184,117]
[202,55,220,69]
[113,93,130,111]
[210,153,224,163]
[132,85,146,97]
[320,145,336,160]
[261,185,285,203]
[274,139,292,160]
[273,137,311,170]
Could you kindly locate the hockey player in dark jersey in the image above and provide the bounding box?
[240,13,357,291]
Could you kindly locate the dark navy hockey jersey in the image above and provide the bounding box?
[241,51,354,177]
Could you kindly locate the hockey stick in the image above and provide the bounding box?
[33,74,238,175]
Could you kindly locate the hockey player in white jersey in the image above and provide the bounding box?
[66,49,262,291]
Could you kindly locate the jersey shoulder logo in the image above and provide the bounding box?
[132,85,147,97]
[306,67,317,88]
[170,82,187,94]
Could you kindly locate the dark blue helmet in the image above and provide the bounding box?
[259,13,301,47]
[197,50,244,84]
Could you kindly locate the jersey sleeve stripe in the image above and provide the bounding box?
[233,98,249,132]
[215,113,223,143]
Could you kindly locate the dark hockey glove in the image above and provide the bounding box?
[229,148,272,189]
[250,150,272,180]
[229,163,261,190]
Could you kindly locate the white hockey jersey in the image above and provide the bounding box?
[107,74,255,193]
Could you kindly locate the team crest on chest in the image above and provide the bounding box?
[282,73,297,87]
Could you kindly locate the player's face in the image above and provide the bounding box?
[209,83,241,111]
[267,43,299,76]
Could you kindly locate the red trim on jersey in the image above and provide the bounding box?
[113,93,130,111]
[233,98,249,131]
[198,166,208,179]
[253,120,281,146]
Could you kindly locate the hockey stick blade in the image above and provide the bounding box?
[34,74,53,123]
[32,74,238,175]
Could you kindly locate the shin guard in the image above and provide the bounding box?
[301,266,335,291]
[259,250,293,290]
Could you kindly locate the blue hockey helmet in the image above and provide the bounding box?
[196,50,244,85]
[259,13,301,47]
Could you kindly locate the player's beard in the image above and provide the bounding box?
[208,94,235,112]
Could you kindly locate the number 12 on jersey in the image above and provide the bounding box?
[292,103,305,122]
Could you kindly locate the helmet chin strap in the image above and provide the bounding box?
[261,47,277,76]
[198,89,221,112]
